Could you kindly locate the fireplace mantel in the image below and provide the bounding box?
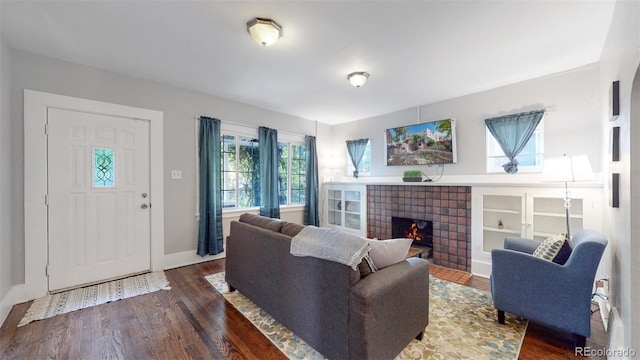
[325,176,603,188]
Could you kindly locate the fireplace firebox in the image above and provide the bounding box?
[392,216,433,247]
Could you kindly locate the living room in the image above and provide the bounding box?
[1,1,639,359]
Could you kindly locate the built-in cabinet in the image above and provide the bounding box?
[472,186,602,277]
[324,184,366,236]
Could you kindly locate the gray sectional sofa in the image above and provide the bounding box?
[225,213,430,360]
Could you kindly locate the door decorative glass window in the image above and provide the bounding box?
[93,148,115,187]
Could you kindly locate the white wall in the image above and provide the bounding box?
[631,57,640,359]
[331,64,602,180]
[0,6,15,322]
[599,0,640,352]
[9,50,329,283]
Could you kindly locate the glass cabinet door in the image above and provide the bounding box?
[324,185,366,235]
[344,190,361,230]
[530,196,583,241]
[327,189,342,226]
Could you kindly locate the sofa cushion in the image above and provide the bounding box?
[281,222,306,237]
[367,238,413,269]
[532,233,572,264]
[239,213,283,232]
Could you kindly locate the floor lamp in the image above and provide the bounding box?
[542,154,594,239]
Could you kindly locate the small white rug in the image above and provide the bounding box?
[18,271,171,327]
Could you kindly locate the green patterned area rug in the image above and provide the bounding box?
[206,272,527,359]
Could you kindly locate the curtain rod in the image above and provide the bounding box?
[417,105,557,125]
[196,116,308,138]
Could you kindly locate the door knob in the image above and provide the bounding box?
[141,193,148,198]
[141,204,149,209]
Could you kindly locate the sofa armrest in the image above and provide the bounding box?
[504,237,540,254]
[349,258,430,360]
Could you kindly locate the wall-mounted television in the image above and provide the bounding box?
[385,118,457,166]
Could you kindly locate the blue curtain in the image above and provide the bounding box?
[197,116,224,256]
[485,110,545,174]
[304,135,319,226]
[346,138,369,178]
[259,126,280,218]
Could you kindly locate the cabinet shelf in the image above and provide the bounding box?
[483,226,521,234]
[533,231,562,238]
[533,211,583,219]
[484,208,521,214]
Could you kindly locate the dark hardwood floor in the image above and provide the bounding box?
[0,259,606,359]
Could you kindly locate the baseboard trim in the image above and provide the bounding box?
[162,250,225,271]
[608,307,628,358]
[0,284,27,328]
[0,292,11,327]
[471,260,491,278]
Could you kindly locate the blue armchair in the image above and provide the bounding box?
[490,229,607,349]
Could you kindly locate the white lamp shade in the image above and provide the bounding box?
[348,72,369,87]
[247,18,282,46]
[542,154,594,182]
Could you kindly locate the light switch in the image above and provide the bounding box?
[171,170,182,179]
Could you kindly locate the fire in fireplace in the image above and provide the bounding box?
[392,216,433,247]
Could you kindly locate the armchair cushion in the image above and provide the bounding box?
[532,233,572,265]
[504,237,540,254]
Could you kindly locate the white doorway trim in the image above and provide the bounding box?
[24,90,164,300]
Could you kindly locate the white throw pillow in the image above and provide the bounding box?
[367,238,413,269]
[532,233,572,264]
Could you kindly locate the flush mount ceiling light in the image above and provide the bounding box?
[348,72,369,87]
[247,17,282,46]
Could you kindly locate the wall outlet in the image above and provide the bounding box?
[171,170,182,179]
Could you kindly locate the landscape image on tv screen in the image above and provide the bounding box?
[385,118,456,166]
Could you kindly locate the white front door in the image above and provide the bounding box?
[47,108,151,292]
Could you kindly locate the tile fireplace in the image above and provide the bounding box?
[367,185,471,271]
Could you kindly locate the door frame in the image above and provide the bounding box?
[24,89,164,299]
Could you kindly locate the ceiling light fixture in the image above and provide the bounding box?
[348,72,369,87]
[246,17,282,47]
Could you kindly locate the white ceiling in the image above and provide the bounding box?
[1,1,615,125]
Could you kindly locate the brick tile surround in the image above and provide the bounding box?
[367,185,471,271]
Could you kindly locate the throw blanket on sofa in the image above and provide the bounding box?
[291,226,375,271]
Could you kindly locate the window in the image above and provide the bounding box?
[278,142,306,205]
[93,148,115,187]
[221,135,260,208]
[346,140,371,176]
[486,120,544,173]
[221,128,306,209]
[278,142,288,205]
